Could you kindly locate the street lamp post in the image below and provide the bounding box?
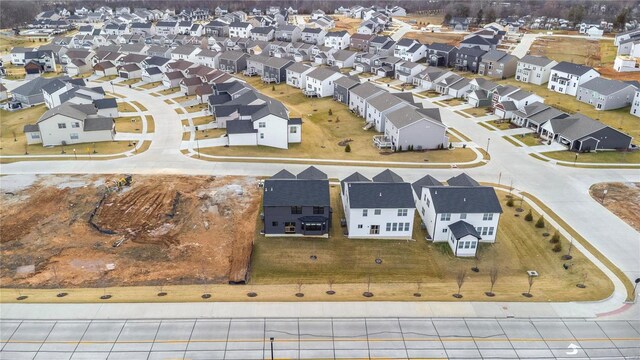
[601,188,608,204]
[270,337,274,360]
[196,138,200,159]
[73,148,77,160]
[486,137,491,153]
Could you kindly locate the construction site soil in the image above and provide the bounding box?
[0,174,261,288]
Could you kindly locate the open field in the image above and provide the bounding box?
[0,35,49,55]
[115,116,142,133]
[542,149,640,164]
[198,76,475,163]
[250,186,612,301]
[495,78,639,140]
[332,16,362,34]
[396,14,444,27]
[0,175,261,289]
[402,31,464,46]
[590,182,640,232]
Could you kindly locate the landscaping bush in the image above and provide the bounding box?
[271,85,275,91]
[345,144,351,152]
[506,198,514,207]
[552,243,562,252]
[524,210,533,221]
[328,109,333,116]
[448,143,453,149]
[535,216,545,228]
[550,231,560,244]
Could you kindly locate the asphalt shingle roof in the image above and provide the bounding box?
[346,182,415,209]
[428,186,503,214]
[263,179,330,207]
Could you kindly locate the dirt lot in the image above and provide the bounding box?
[0,174,261,288]
[403,31,464,46]
[590,182,640,232]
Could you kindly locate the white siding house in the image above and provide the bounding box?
[548,61,600,96]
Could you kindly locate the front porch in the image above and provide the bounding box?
[373,135,392,149]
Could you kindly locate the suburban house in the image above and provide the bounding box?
[492,86,544,119]
[576,78,637,110]
[285,62,314,89]
[262,167,331,237]
[93,61,118,77]
[250,26,275,42]
[394,38,427,62]
[42,78,104,109]
[412,68,452,91]
[631,90,640,117]
[548,61,600,96]
[365,92,419,132]
[118,63,142,79]
[275,24,301,42]
[324,30,351,50]
[378,107,448,151]
[228,21,253,38]
[350,33,375,52]
[262,57,293,84]
[180,77,203,95]
[455,47,487,73]
[327,49,357,68]
[304,67,343,98]
[217,51,249,73]
[24,102,115,146]
[368,36,396,56]
[162,70,185,88]
[413,174,502,257]
[511,102,568,131]
[333,76,360,105]
[426,43,457,67]
[466,78,499,107]
[341,169,415,240]
[141,66,163,83]
[300,27,326,45]
[477,50,518,79]
[540,113,632,151]
[348,82,386,118]
[395,61,426,83]
[12,76,72,107]
[515,55,558,85]
[459,34,497,52]
[23,50,57,74]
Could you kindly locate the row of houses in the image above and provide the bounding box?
[262,167,501,258]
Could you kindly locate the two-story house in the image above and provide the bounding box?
[477,50,518,79]
[228,21,253,38]
[304,67,343,97]
[263,167,330,237]
[576,77,637,110]
[516,55,558,85]
[300,27,326,45]
[341,169,415,240]
[348,82,386,117]
[394,38,427,62]
[324,30,351,50]
[548,61,600,96]
[426,43,457,68]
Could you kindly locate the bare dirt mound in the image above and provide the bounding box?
[0,175,261,288]
[590,182,640,232]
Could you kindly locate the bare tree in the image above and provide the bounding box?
[454,269,466,298]
[295,279,304,297]
[363,275,373,297]
[488,267,499,296]
[523,275,535,297]
[326,278,335,295]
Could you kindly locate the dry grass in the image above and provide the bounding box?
[590,182,640,232]
[403,31,464,46]
[0,35,49,55]
[159,87,180,95]
[197,75,475,163]
[530,37,600,65]
[517,133,543,147]
[117,102,137,113]
[131,101,147,111]
[192,115,213,126]
[542,149,640,164]
[195,128,226,140]
[175,108,184,114]
[502,136,523,147]
[115,116,142,133]
[396,14,445,27]
[120,78,141,86]
[185,103,209,113]
[463,107,493,117]
[332,15,362,34]
[139,81,162,90]
[0,105,48,155]
[97,75,118,82]
[172,94,196,103]
[145,115,155,133]
[249,186,613,302]
[441,98,464,106]
[487,120,514,131]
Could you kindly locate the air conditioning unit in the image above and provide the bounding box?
[527,270,539,277]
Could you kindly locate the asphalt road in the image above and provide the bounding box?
[1,318,639,359]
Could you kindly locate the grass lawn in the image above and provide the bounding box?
[418,90,441,98]
[249,186,612,301]
[496,78,639,140]
[159,87,180,95]
[198,76,475,164]
[192,115,213,126]
[145,115,155,133]
[164,99,174,104]
[131,101,147,111]
[332,15,363,34]
[139,81,162,90]
[120,78,141,86]
[0,105,48,155]
[19,140,134,157]
[175,108,184,114]
[402,31,464,46]
[502,136,523,147]
[117,102,137,113]
[478,122,495,131]
[195,128,226,140]
[185,103,208,113]
[541,150,640,164]
[0,35,48,55]
[487,120,514,130]
[396,14,444,27]
[97,75,118,82]
[463,107,493,117]
[529,36,600,65]
[516,133,543,147]
[115,116,142,133]
[172,94,196,103]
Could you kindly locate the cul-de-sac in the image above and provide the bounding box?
[0,1,639,358]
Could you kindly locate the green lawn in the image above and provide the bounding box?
[542,150,640,164]
[198,75,475,164]
[249,186,612,301]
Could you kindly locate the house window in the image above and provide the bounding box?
[404,223,410,231]
[386,223,391,231]
[72,122,80,128]
[442,228,448,233]
[31,133,40,139]
[460,213,467,220]
[464,242,470,249]
[458,241,464,249]
[358,224,363,229]
[392,223,398,231]
[426,198,430,207]
[258,122,266,128]
[272,221,278,227]
[362,209,368,217]
[260,133,264,139]
[291,206,302,214]
[440,213,451,221]
[488,227,494,236]
[483,213,494,221]
[370,225,380,235]
[284,222,296,233]
[482,227,488,236]
[397,209,408,216]
[58,123,66,129]
[290,126,297,133]
[374,209,381,215]
[70,133,79,140]
[313,206,324,214]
